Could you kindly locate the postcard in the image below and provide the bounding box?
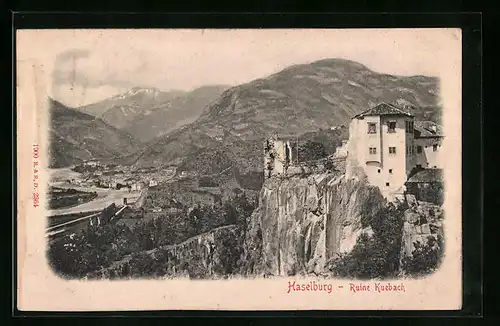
[16,28,462,311]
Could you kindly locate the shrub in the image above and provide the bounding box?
[324,159,337,172]
[298,140,327,162]
[48,223,138,278]
[198,176,219,188]
[326,202,407,279]
[234,170,264,190]
[401,234,444,277]
[213,229,243,276]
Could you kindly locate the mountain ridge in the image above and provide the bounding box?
[124,58,441,179]
[123,85,230,142]
[48,98,141,168]
[72,85,229,141]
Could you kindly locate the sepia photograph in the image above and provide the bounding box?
[16,28,462,311]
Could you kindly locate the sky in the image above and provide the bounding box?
[17,29,461,108]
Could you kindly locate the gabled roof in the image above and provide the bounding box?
[406,168,443,183]
[353,102,413,119]
[414,120,444,138]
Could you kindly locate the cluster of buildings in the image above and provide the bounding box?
[264,102,444,201]
[345,103,444,199]
[70,160,162,191]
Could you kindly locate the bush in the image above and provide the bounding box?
[324,159,337,172]
[419,183,444,205]
[326,202,407,279]
[298,140,327,162]
[198,176,219,188]
[48,223,138,278]
[234,170,264,191]
[214,230,243,275]
[401,234,444,277]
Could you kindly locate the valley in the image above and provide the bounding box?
[46,57,444,281]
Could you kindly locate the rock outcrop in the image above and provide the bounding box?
[401,200,444,258]
[241,172,386,276]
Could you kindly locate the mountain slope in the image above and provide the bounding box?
[125,58,441,178]
[124,85,229,142]
[78,87,186,128]
[49,98,141,168]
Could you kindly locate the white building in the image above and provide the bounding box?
[346,103,443,199]
[412,121,444,169]
[130,182,144,192]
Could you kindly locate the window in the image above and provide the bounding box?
[417,145,422,153]
[378,169,381,173]
[388,121,396,133]
[386,182,390,187]
[369,147,377,155]
[389,147,396,154]
[433,144,438,152]
[405,121,414,133]
[409,121,414,133]
[389,169,393,174]
[368,123,377,134]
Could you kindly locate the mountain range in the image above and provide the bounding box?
[50,58,442,182]
[77,85,229,142]
[124,58,441,178]
[123,85,229,142]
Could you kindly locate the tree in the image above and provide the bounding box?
[401,235,444,277]
[298,140,327,162]
[326,202,407,279]
[324,159,337,172]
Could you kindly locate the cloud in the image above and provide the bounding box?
[54,48,91,62]
[51,48,149,90]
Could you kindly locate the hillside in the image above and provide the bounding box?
[78,87,185,125]
[124,85,229,142]
[48,98,141,168]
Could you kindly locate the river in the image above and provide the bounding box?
[48,167,142,217]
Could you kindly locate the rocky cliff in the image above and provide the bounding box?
[241,172,387,277]
[399,199,445,276]
[88,225,243,279]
